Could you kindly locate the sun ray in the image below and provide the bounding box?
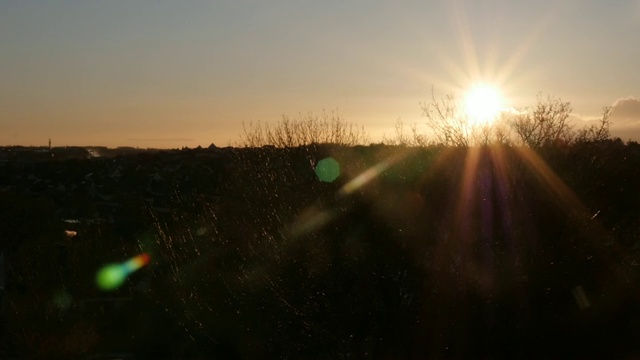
[454,147,482,245]
[451,0,481,83]
[512,146,629,283]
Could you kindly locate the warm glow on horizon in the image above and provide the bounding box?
[463,84,505,126]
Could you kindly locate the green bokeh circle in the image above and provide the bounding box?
[315,157,340,183]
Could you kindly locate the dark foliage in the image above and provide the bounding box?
[1,141,640,359]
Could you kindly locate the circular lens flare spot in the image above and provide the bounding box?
[315,157,340,183]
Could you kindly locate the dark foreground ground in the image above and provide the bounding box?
[1,141,640,359]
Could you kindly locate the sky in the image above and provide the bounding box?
[2,0,640,148]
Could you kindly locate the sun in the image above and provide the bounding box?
[463,84,505,125]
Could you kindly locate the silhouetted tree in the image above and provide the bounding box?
[510,93,573,148]
[574,106,612,143]
[238,110,369,148]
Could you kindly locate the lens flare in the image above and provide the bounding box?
[123,253,151,272]
[315,157,341,183]
[96,253,150,291]
[96,264,127,290]
[339,160,393,196]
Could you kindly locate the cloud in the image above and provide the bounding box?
[608,97,640,141]
[610,97,640,125]
[568,98,640,142]
[569,113,599,123]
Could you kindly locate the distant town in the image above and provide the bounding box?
[0,142,226,161]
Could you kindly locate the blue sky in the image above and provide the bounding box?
[2,0,639,147]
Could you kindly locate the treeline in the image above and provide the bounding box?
[238,93,616,149]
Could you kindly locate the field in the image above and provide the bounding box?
[2,141,640,358]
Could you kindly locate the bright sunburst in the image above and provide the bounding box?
[464,84,504,125]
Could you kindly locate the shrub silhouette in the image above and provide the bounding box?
[238,110,370,148]
[393,91,614,147]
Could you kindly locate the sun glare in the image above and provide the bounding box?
[464,84,504,125]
